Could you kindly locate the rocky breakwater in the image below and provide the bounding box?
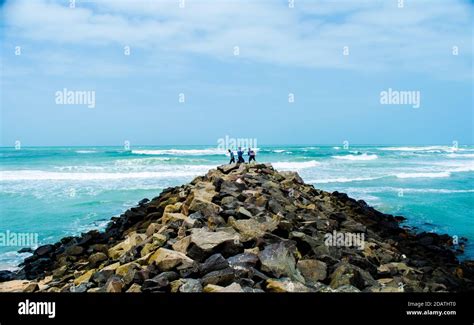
[1,163,473,293]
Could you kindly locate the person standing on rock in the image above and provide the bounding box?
[237,147,245,163]
[248,148,256,163]
[228,149,235,164]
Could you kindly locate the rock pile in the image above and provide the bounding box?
[1,163,473,292]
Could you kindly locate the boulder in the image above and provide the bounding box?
[143,271,179,291]
[258,242,304,282]
[172,236,192,254]
[88,252,108,266]
[218,164,239,174]
[126,283,142,293]
[145,223,162,236]
[179,278,203,292]
[0,280,38,293]
[329,262,378,290]
[115,262,140,285]
[148,248,195,271]
[65,245,84,256]
[199,253,229,275]
[187,228,241,261]
[297,259,327,282]
[108,232,147,260]
[34,244,54,257]
[74,269,96,286]
[105,276,124,293]
[228,252,259,270]
[201,268,235,286]
[265,278,315,292]
[236,207,253,219]
[229,217,278,242]
[188,198,222,219]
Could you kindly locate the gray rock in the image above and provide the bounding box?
[297,259,327,283]
[187,228,241,262]
[228,252,259,270]
[258,242,304,282]
[105,276,124,293]
[329,262,377,290]
[200,253,229,275]
[201,268,235,286]
[179,279,203,292]
[34,245,54,257]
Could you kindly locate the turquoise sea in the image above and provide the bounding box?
[0,145,473,269]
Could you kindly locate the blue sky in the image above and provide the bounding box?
[0,0,472,146]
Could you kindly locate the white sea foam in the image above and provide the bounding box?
[0,167,213,181]
[379,146,463,152]
[399,188,474,194]
[308,176,382,184]
[273,150,286,153]
[273,160,320,170]
[395,172,451,179]
[332,153,378,161]
[446,153,474,158]
[339,186,474,194]
[75,150,97,154]
[430,161,474,173]
[132,149,226,156]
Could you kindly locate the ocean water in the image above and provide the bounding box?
[0,145,473,269]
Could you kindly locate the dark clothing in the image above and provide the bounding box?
[228,151,236,164]
[237,150,245,163]
[248,150,256,163]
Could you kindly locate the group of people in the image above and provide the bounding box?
[228,147,256,164]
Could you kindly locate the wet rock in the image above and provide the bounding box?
[34,244,54,257]
[138,198,149,206]
[65,245,84,256]
[18,247,33,254]
[0,270,16,282]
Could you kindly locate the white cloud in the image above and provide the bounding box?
[2,0,472,78]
